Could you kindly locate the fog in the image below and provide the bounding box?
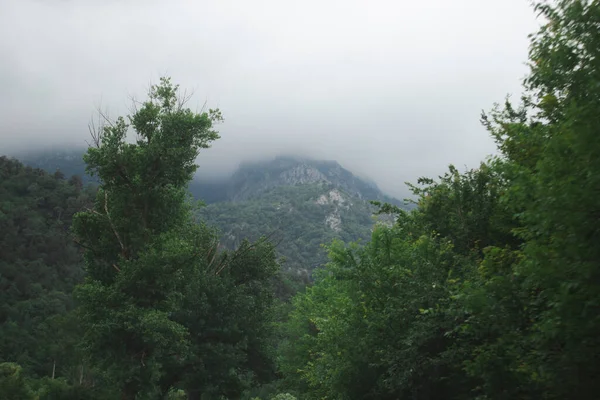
[0,0,540,197]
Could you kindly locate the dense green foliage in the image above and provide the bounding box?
[69,77,280,399]
[0,157,93,378]
[1,79,283,399]
[198,183,378,274]
[277,163,516,399]
[0,158,117,398]
[277,1,600,399]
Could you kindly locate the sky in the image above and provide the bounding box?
[0,0,541,198]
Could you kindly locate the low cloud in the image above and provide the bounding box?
[0,0,540,197]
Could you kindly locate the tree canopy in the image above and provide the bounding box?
[277,1,600,399]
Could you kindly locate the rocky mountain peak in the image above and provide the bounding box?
[226,156,392,203]
[279,164,328,185]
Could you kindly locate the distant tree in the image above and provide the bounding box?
[0,157,94,380]
[0,363,35,400]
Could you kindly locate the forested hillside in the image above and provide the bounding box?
[197,157,399,275]
[19,149,93,187]
[209,156,401,205]
[1,1,600,399]
[0,157,103,397]
[20,151,401,277]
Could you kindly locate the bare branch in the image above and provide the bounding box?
[103,191,126,256]
[177,87,195,111]
[198,98,209,114]
[87,114,102,148]
[127,93,143,114]
[205,239,221,270]
[87,101,113,149]
[97,107,115,128]
[73,238,97,254]
[84,207,103,217]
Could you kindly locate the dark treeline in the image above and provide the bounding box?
[1,1,599,399]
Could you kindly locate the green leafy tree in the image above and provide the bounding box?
[278,165,509,399]
[71,77,222,398]
[72,77,280,399]
[278,2,600,399]
[473,1,600,397]
[0,363,35,400]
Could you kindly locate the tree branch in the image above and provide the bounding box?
[214,230,278,276]
[103,191,127,257]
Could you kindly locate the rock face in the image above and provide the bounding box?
[316,189,348,207]
[316,190,350,232]
[220,156,400,205]
[280,165,327,185]
[325,212,342,232]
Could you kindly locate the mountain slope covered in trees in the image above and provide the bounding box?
[19,151,403,276]
[197,157,401,276]
[0,157,105,398]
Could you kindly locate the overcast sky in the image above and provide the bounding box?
[0,0,540,197]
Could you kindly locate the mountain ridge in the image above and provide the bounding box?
[224,155,388,202]
[15,149,406,207]
[13,149,404,274]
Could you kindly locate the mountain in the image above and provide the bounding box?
[194,156,402,276]
[14,150,405,276]
[226,156,395,202]
[18,147,98,185]
[190,155,403,203]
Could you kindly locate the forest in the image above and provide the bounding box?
[1,1,599,399]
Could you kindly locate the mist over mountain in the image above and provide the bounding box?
[13,148,406,276]
[15,148,407,205]
[194,156,406,275]
[190,155,406,206]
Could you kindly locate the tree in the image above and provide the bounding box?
[72,77,280,399]
[72,77,222,398]
[0,363,35,400]
[277,163,512,399]
[477,1,600,397]
[278,2,600,399]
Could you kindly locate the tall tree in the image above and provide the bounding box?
[71,77,222,398]
[277,161,513,399]
[278,1,600,399]
[479,1,600,397]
